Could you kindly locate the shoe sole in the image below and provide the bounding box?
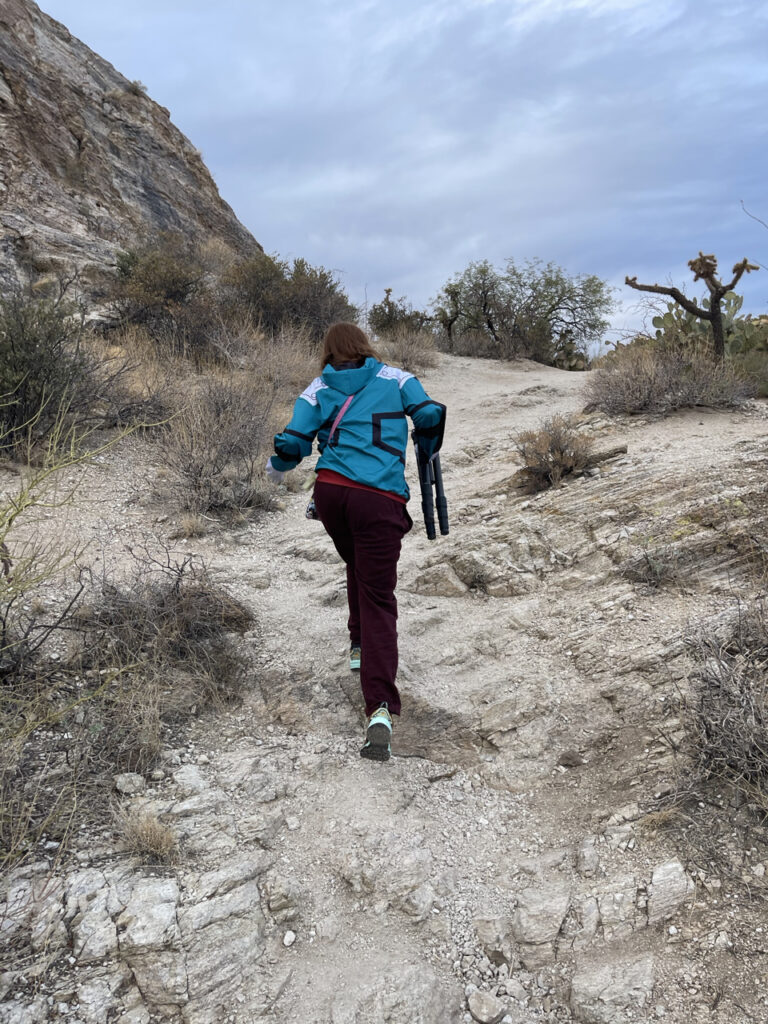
[360,723,391,762]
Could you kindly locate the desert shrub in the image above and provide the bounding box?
[513,414,593,492]
[75,553,254,772]
[163,375,278,515]
[622,540,680,589]
[109,233,217,360]
[0,293,104,456]
[686,605,768,812]
[110,237,356,359]
[377,325,439,373]
[368,288,431,337]
[223,253,357,341]
[113,233,203,318]
[0,422,121,866]
[432,258,612,363]
[0,414,254,868]
[585,342,756,415]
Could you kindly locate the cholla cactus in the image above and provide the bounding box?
[626,253,759,359]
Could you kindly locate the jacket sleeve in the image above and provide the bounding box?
[401,376,446,458]
[272,391,325,471]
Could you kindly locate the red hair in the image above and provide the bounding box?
[321,322,380,368]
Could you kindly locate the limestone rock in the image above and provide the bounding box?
[367,965,462,1023]
[182,912,267,1016]
[473,914,516,966]
[0,996,48,1023]
[570,953,655,1023]
[411,563,468,597]
[339,840,435,920]
[179,879,261,932]
[114,772,146,795]
[126,951,188,1011]
[468,988,507,1023]
[73,905,119,963]
[194,852,273,900]
[264,873,300,923]
[511,886,570,967]
[0,0,261,294]
[576,837,600,878]
[76,965,132,1024]
[595,876,641,941]
[647,860,693,926]
[117,878,180,952]
[172,764,207,796]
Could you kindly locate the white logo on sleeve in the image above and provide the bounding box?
[299,377,329,406]
[376,365,414,389]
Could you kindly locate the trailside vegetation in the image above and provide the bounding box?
[431,258,613,366]
[625,253,759,360]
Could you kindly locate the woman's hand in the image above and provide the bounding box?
[265,458,286,484]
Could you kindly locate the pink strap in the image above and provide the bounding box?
[328,395,354,443]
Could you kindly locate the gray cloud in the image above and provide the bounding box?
[41,0,768,327]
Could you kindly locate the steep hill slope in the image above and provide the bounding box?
[2,356,768,1023]
[0,0,260,292]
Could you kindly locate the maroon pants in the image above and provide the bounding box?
[313,482,412,716]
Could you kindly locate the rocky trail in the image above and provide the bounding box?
[3,355,768,1024]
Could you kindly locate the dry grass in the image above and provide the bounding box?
[686,604,768,813]
[169,513,208,539]
[117,806,178,863]
[162,374,277,516]
[585,343,757,415]
[1,552,254,869]
[622,540,680,589]
[377,326,439,374]
[513,413,593,492]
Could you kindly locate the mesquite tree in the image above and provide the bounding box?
[625,253,758,360]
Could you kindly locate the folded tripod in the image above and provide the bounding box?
[412,431,449,540]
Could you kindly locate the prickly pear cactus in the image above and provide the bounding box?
[552,333,588,371]
[652,293,768,357]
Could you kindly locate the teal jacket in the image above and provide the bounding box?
[272,358,445,500]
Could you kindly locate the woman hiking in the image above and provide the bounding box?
[267,322,445,762]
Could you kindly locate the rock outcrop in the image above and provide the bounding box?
[0,0,260,292]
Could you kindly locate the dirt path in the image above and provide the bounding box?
[4,355,768,1024]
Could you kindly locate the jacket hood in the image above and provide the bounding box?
[320,357,380,396]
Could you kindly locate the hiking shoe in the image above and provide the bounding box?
[349,645,361,672]
[360,704,392,762]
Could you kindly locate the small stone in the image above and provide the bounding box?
[505,978,527,1002]
[113,773,145,795]
[283,930,296,947]
[558,750,586,767]
[647,860,693,925]
[468,988,506,1024]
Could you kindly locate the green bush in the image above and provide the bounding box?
[368,288,430,337]
[432,258,612,364]
[223,253,357,341]
[110,233,210,358]
[0,293,101,456]
[110,238,358,358]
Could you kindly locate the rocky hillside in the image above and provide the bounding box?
[0,0,260,293]
[3,356,768,1023]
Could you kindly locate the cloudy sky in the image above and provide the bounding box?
[41,0,768,334]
